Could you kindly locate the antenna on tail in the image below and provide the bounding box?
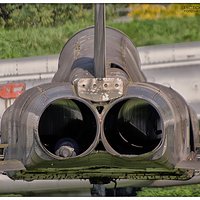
[94,4,106,78]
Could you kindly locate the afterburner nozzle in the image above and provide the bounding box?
[1,83,100,168]
[102,97,163,156]
[38,97,98,158]
[101,82,195,160]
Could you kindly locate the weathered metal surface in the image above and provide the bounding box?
[52,27,146,83]
[1,82,100,169]
[176,160,200,170]
[0,42,199,149]
[76,78,124,102]
[0,4,199,187]
[0,160,25,172]
[1,81,197,181]
[101,82,195,164]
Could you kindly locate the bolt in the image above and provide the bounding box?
[55,146,76,158]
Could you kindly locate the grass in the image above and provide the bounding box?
[0,16,200,59]
[0,20,92,59]
[110,16,200,46]
[137,184,200,197]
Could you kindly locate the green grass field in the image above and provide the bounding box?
[110,16,200,46]
[137,184,200,197]
[0,16,200,59]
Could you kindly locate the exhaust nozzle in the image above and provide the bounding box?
[1,83,100,168]
[38,98,98,158]
[103,98,163,155]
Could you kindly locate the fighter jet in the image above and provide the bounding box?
[0,4,200,196]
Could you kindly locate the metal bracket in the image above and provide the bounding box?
[76,78,124,102]
[0,144,8,160]
[0,160,26,172]
[0,144,26,172]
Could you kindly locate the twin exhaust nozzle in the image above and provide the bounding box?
[1,25,198,169]
[3,80,197,169]
[38,89,164,159]
[37,83,165,159]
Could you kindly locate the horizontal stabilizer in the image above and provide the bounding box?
[176,160,200,170]
[0,160,25,172]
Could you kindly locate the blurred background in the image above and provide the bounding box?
[0,3,200,197]
[0,3,200,59]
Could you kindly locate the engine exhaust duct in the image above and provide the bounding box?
[1,83,100,168]
[101,82,197,167]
